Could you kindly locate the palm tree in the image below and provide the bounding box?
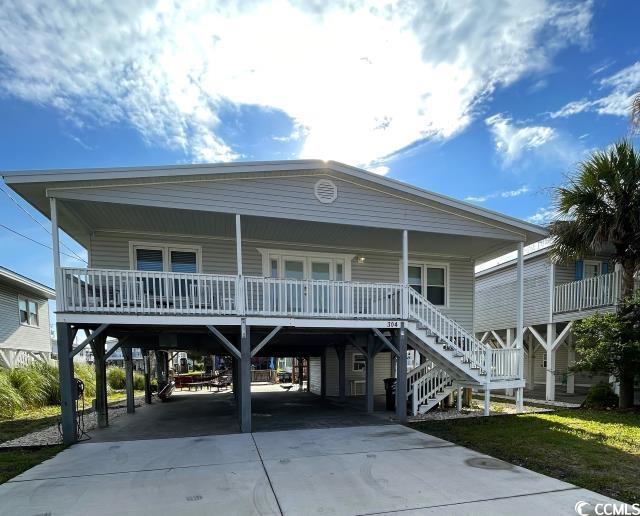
[632,92,640,133]
[549,139,640,300]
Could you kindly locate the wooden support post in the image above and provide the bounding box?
[527,337,536,390]
[567,341,576,394]
[336,345,346,402]
[463,387,472,407]
[515,387,524,413]
[484,387,490,416]
[123,347,135,414]
[516,241,525,383]
[402,229,409,319]
[395,325,407,423]
[546,323,556,401]
[240,322,251,433]
[297,357,304,391]
[143,350,152,404]
[155,350,164,387]
[366,335,375,414]
[57,323,77,444]
[92,335,108,428]
[456,386,462,412]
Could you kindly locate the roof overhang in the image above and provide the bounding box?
[0,267,55,299]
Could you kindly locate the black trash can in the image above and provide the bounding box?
[384,378,396,411]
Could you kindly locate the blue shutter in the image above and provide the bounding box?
[601,262,609,274]
[575,260,584,280]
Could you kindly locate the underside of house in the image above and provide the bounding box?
[3,160,547,443]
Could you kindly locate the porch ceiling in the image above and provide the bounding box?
[59,199,519,260]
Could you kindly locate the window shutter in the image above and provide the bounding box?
[575,260,583,280]
[601,262,609,274]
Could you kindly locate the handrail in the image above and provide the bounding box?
[554,269,621,313]
[406,359,435,396]
[411,367,453,415]
[407,288,488,374]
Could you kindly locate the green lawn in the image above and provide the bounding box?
[411,409,640,504]
[0,445,67,484]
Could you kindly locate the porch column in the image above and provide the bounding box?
[155,351,164,387]
[297,357,304,391]
[365,335,375,414]
[123,347,135,414]
[236,214,244,315]
[239,322,252,433]
[49,197,61,311]
[545,323,556,401]
[320,349,327,399]
[395,325,407,423]
[516,242,525,383]
[402,229,409,319]
[57,323,77,444]
[92,334,109,428]
[336,345,346,402]
[505,328,514,397]
[143,350,152,404]
[566,339,576,394]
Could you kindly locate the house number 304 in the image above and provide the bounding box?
[386,321,399,328]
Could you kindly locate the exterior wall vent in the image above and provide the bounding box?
[314,179,338,204]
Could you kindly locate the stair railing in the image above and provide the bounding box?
[411,367,453,415]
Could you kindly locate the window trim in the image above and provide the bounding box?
[18,296,40,327]
[352,352,366,373]
[128,241,202,273]
[399,260,450,308]
[257,248,354,280]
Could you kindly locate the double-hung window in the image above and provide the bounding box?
[353,353,366,372]
[405,262,448,307]
[19,297,39,327]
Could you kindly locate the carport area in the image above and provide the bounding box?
[0,424,622,515]
[86,385,392,442]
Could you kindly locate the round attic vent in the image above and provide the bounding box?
[314,179,338,204]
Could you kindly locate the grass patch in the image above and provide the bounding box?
[0,445,67,484]
[411,408,640,504]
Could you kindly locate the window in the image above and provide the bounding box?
[352,353,366,372]
[19,297,39,327]
[404,262,448,306]
[426,266,446,306]
[258,249,353,280]
[541,355,547,368]
[130,243,201,273]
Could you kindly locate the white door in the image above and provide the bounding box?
[310,260,332,314]
[283,258,305,313]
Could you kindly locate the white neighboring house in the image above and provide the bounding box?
[0,266,55,368]
[3,159,547,442]
[475,243,619,401]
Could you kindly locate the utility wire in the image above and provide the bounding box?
[0,223,86,262]
[0,186,87,263]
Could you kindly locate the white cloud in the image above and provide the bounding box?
[465,185,530,203]
[550,61,640,119]
[485,114,557,165]
[526,206,557,224]
[0,1,592,166]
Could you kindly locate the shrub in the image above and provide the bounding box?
[583,383,619,409]
[133,372,145,391]
[31,361,61,406]
[106,367,126,390]
[9,365,48,407]
[0,369,25,418]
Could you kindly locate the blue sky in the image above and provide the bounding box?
[1,0,640,291]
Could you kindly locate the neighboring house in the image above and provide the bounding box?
[0,266,55,368]
[3,160,546,443]
[475,244,619,401]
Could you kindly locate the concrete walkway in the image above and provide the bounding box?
[0,424,624,515]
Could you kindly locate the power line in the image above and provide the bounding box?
[0,223,87,262]
[0,186,87,262]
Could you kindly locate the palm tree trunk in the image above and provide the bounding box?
[622,261,637,301]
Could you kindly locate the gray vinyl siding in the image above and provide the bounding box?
[52,170,522,240]
[0,282,51,353]
[309,357,321,395]
[90,232,476,331]
[474,254,551,332]
[322,346,393,397]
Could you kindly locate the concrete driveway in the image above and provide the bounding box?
[0,425,624,515]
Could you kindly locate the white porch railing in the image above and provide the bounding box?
[406,359,435,396]
[60,268,238,315]
[243,277,403,319]
[553,269,621,314]
[490,348,520,380]
[411,367,454,415]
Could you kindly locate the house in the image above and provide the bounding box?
[0,265,55,368]
[2,159,546,443]
[474,243,618,401]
